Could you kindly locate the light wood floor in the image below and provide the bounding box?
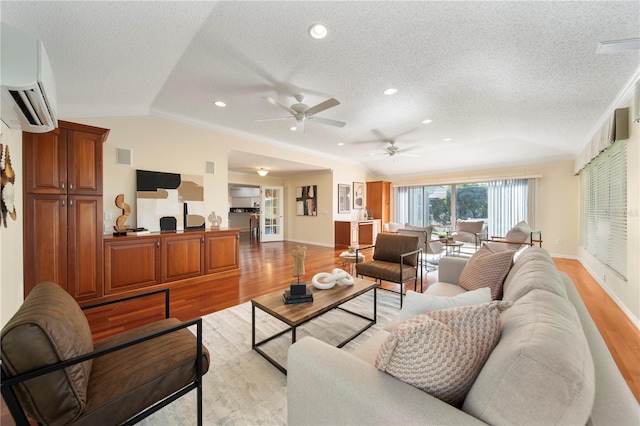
[2,234,638,424]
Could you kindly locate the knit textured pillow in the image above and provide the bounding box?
[458,244,515,299]
[375,301,511,406]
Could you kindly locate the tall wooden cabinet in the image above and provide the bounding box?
[366,181,391,224]
[23,121,110,300]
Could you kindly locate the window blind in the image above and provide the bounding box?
[580,140,627,279]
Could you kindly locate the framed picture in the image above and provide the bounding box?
[296,185,317,216]
[338,184,351,214]
[353,182,364,209]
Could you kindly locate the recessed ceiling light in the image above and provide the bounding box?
[444,138,452,141]
[421,119,433,124]
[337,142,344,146]
[214,101,226,107]
[383,88,398,95]
[308,23,328,39]
[290,126,297,131]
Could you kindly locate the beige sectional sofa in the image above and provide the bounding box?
[288,247,639,425]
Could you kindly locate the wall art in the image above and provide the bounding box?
[296,185,317,216]
[353,181,364,209]
[338,184,351,214]
[136,169,206,232]
[1,144,17,228]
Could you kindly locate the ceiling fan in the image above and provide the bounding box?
[357,129,421,158]
[367,140,421,158]
[256,95,346,133]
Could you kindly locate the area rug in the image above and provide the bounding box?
[138,288,401,425]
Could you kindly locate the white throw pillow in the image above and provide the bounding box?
[398,287,491,322]
[376,301,511,406]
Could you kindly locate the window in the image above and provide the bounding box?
[396,179,530,236]
[580,140,627,279]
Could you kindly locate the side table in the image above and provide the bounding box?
[339,251,365,274]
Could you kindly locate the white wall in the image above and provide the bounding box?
[0,124,24,326]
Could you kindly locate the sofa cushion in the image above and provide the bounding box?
[456,219,484,234]
[458,244,515,299]
[505,220,531,242]
[502,247,567,302]
[398,288,491,322]
[463,290,595,425]
[1,282,94,425]
[375,301,511,407]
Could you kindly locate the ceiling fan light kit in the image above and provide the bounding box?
[308,23,328,39]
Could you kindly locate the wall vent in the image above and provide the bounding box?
[206,161,216,175]
[116,148,132,166]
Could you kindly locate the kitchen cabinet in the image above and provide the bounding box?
[366,181,391,225]
[334,220,381,248]
[23,121,109,300]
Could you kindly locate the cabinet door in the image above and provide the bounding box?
[205,233,239,274]
[67,128,103,195]
[23,129,67,194]
[23,194,68,296]
[105,238,161,294]
[67,196,104,300]
[162,233,205,282]
[351,223,359,245]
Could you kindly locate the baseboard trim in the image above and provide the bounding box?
[578,259,640,331]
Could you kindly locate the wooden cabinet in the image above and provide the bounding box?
[366,181,391,225]
[162,233,205,282]
[334,220,381,248]
[23,121,109,300]
[104,238,162,294]
[205,232,240,274]
[103,229,240,297]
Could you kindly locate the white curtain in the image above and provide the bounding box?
[395,186,426,226]
[487,179,528,237]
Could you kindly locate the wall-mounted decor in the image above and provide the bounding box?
[136,169,206,232]
[296,185,317,216]
[353,181,364,209]
[338,184,351,214]
[0,143,17,228]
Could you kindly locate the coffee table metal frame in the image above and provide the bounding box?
[251,279,378,374]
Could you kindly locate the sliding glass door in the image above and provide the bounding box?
[396,179,530,236]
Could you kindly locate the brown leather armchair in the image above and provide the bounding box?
[1,282,210,426]
[355,233,422,307]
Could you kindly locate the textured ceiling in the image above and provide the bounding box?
[2,1,639,178]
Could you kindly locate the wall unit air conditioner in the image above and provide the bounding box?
[1,23,58,133]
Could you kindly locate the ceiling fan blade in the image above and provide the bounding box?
[304,98,340,116]
[371,129,390,141]
[309,116,346,128]
[396,145,421,154]
[255,117,293,122]
[265,96,296,115]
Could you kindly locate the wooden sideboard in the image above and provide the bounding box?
[334,220,381,248]
[104,228,240,297]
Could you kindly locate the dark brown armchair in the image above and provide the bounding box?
[355,233,422,307]
[1,282,210,426]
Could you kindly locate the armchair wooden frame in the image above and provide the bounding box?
[1,289,205,426]
[355,243,422,308]
[480,230,543,248]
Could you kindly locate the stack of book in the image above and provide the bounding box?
[283,288,313,304]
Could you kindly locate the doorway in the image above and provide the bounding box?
[260,186,284,242]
